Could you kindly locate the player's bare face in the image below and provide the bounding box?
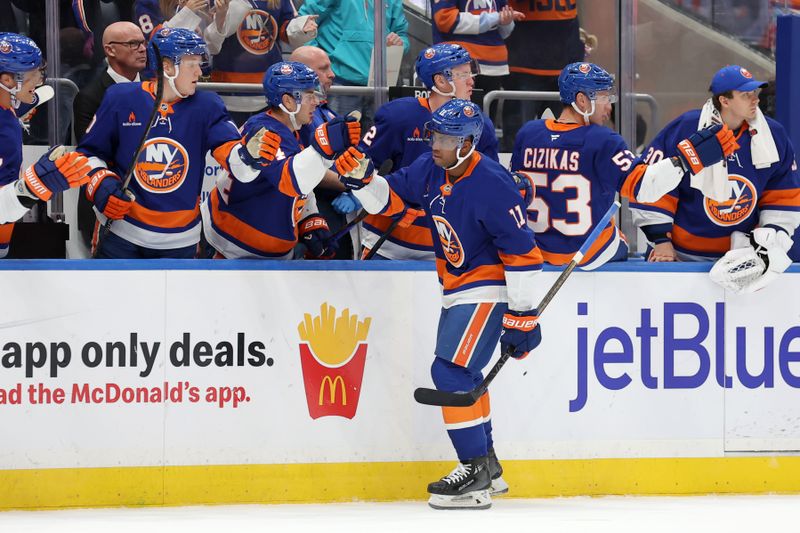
[728,89,760,122]
[450,63,474,99]
[173,55,203,96]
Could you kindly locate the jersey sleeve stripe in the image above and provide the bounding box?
[619,164,647,202]
[630,193,678,216]
[433,7,459,33]
[277,160,302,197]
[759,188,800,209]
[498,245,544,270]
[212,139,240,173]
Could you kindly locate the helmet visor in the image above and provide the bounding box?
[425,130,462,151]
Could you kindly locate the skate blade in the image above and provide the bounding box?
[428,490,491,510]
[490,476,509,496]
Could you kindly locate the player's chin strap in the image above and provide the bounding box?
[571,99,596,125]
[431,71,457,98]
[443,140,476,171]
[165,65,187,99]
[279,96,302,131]
[0,74,24,107]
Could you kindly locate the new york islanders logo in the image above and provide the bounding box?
[703,174,757,226]
[579,63,591,74]
[463,105,476,117]
[424,48,435,59]
[135,137,190,193]
[465,0,497,12]
[0,41,11,54]
[740,68,753,79]
[237,9,278,55]
[432,215,465,267]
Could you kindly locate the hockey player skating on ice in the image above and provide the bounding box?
[0,33,92,249]
[355,43,499,260]
[340,99,543,509]
[629,65,800,293]
[511,62,741,270]
[78,28,274,258]
[201,61,361,259]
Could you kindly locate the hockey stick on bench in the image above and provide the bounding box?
[413,200,621,407]
[93,43,164,258]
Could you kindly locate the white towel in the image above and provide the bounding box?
[693,98,780,202]
[693,99,730,202]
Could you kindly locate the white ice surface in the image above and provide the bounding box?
[2,495,799,533]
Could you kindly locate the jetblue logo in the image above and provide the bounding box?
[570,301,800,413]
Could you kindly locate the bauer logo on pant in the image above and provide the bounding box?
[297,303,371,419]
[135,137,190,193]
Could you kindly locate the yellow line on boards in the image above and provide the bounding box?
[2,457,800,511]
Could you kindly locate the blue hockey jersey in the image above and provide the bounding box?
[358,96,499,260]
[202,111,324,258]
[630,109,800,260]
[357,152,542,309]
[510,119,637,269]
[78,82,242,249]
[0,105,23,257]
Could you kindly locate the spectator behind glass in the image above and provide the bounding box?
[72,21,147,251]
[430,1,523,124]
[204,0,319,124]
[135,0,210,38]
[298,0,409,126]
[500,0,583,150]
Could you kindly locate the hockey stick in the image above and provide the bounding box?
[413,200,621,407]
[325,209,368,248]
[363,214,402,260]
[93,43,164,258]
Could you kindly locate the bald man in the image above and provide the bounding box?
[73,21,147,248]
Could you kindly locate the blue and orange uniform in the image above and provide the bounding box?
[358,96,499,260]
[630,109,800,260]
[511,118,642,269]
[78,81,242,253]
[353,150,543,462]
[0,103,23,257]
[431,0,513,76]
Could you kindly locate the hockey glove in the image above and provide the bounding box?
[332,191,362,214]
[336,148,375,190]
[711,227,792,294]
[511,171,534,208]
[310,115,361,159]
[676,124,739,175]
[85,168,133,220]
[299,214,337,259]
[500,309,541,360]
[240,127,282,168]
[19,146,92,201]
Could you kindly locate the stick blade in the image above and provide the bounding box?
[414,387,479,407]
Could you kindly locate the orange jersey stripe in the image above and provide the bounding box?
[539,223,617,266]
[449,41,508,64]
[619,164,648,202]
[0,222,14,244]
[509,66,562,77]
[433,7,459,33]
[364,214,433,247]
[479,392,490,419]
[498,245,544,269]
[672,224,730,254]
[277,162,301,197]
[545,119,583,132]
[442,403,484,425]
[128,200,200,229]
[760,188,800,208]
[438,259,506,290]
[212,140,240,173]
[637,193,678,215]
[210,71,264,84]
[210,191,296,254]
[453,302,494,367]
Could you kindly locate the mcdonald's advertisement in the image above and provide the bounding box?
[1,266,799,472]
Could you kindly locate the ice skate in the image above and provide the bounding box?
[488,447,509,496]
[427,456,491,510]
